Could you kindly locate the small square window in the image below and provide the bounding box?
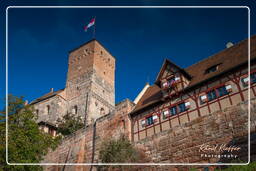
[170,106,177,115]
[241,77,249,87]
[251,73,256,84]
[178,103,186,113]
[146,116,154,126]
[207,90,217,101]
[217,86,228,97]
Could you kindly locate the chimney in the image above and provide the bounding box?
[226,42,234,48]
[50,88,54,92]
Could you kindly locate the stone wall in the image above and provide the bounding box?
[34,95,67,124]
[42,99,135,171]
[42,98,255,171]
[135,99,254,162]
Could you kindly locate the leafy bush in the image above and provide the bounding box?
[0,95,61,171]
[56,112,84,136]
[98,135,148,170]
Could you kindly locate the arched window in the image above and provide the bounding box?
[100,108,105,115]
[46,105,50,115]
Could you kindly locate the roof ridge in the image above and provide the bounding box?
[185,36,249,71]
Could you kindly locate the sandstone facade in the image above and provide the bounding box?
[31,40,115,126]
[42,98,256,171]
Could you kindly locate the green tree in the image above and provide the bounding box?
[98,136,148,170]
[56,112,84,136]
[0,95,60,171]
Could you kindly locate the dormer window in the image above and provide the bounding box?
[205,64,221,74]
[161,76,180,89]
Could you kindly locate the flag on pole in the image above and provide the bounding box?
[84,18,95,32]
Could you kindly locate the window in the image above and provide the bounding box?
[122,120,125,129]
[205,64,220,74]
[74,106,78,114]
[100,108,105,115]
[201,85,232,104]
[170,106,177,115]
[251,73,256,84]
[178,103,186,113]
[36,109,39,117]
[217,86,228,97]
[146,116,154,126]
[241,77,249,87]
[167,77,176,86]
[207,90,217,101]
[72,106,78,114]
[46,105,50,114]
[241,73,256,87]
[162,110,170,119]
[164,102,188,119]
[162,76,176,89]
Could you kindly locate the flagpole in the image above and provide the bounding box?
[93,16,96,39]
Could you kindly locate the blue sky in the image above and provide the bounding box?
[0,1,256,109]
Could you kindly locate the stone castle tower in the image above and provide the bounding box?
[65,40,115,125]
[31,39,115,126]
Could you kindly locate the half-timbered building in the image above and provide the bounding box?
[130,35,256,142]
